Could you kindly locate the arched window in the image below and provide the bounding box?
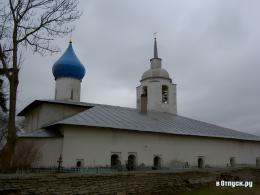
[153,156,162,170]
[127,154,137,171]
[111,154,121,167]
[76,159,84,168]
[162,85,168,104]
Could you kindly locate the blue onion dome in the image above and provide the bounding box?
[52,41,86,81]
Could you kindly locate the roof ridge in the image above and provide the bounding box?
[177,115,260,138]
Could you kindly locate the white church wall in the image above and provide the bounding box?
[18,138,62,168]
[61,126,260,168]
[24,105,42,131]
[24,103,86,131]
[137,78,177,114]
[55,77,81,101]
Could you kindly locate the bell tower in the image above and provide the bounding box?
[136,37,177,114]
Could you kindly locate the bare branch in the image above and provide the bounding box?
[0,0,81,168]
[0,44,11,80]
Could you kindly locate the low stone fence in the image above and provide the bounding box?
[0,168,260,195]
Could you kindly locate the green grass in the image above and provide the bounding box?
[173,184,260,195]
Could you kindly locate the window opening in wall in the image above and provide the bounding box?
[111,154,121,167]
[230,157,235,167]
[153,156,162,170]
[142,86,147,96]
[76,159,84,168]
[127,154,137,171]
[198,157,204,168]
[71,89,73,100]
[141,86,148,112]
[162,85,168,104]
[256,158,260,167]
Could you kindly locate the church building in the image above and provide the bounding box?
[18,38,260,169]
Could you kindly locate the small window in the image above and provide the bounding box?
[76,159,84,168]
[153,156,162,170]
[162,85,168,104]
[127,153,137,171]
[198,157,204,168]
[142,86,147,96]
[140,86,148,112]
[256,158,260,167]
[71,89,73,100]
[111,153,121,167]
[230,157,235,167]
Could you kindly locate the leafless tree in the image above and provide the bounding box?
[0,78,7,113]
[0,78,8,150]
[12,140,41,170]
[0,0,81,169]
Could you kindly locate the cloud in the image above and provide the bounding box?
[18,0,260,136]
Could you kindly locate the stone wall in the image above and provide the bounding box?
[0,168,260,195]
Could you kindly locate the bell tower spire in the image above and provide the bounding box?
[136,36,177,114]
[154,33,158,58]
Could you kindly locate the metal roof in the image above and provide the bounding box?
[50,104,260,142]
[18,99,93,116]
[18,129,62,138]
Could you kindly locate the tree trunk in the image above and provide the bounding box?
[0,21,19,169]
[7,71,18,167]
[0,70,18,170]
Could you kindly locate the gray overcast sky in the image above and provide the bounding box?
[17,0,260,136]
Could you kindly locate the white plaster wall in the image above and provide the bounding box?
[61,126,260,168]
[55,77,81,101]
[18,138,62,167]
[137,78,177,114]
[25,103,86,131]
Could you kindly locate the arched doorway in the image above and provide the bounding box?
[153,156,161,170]
[198,157,204,168]
[111,154,120,167]
[127,154,136,171]
[230,157,235,167]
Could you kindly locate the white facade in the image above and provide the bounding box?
[19,38,260,169]
[24,102,86,131]
[55,77,81,101]
[136,78,177,114]
[31,126,260,168]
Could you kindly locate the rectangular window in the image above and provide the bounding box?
[162,85,168,104]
